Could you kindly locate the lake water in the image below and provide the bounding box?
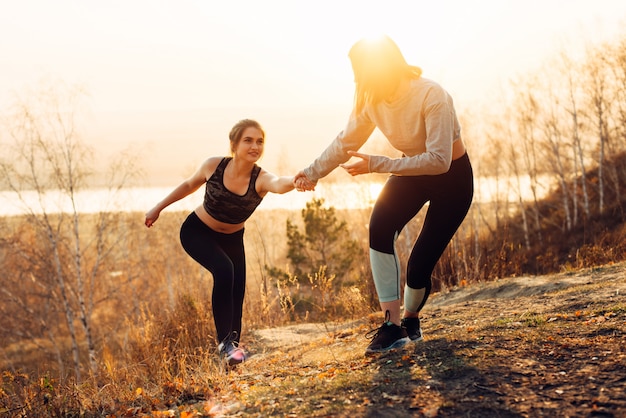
[0,176,549,216]
[0,182,377,216]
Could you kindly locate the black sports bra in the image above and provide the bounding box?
[203,157,263,224]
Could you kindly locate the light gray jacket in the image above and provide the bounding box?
[303,77,461,181]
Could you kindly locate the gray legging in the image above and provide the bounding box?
[369,153,473,312]
[179,212,246,344]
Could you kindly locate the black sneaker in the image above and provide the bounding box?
[365,311,410,354]
[401,317,423,342]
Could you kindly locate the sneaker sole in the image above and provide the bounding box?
[226,353,247,366]
[221,356,246,368]
[407,331,423,342]
[219,352,247,366]
[365,336,410,354]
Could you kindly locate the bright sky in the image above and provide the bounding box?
[1,0,626,185]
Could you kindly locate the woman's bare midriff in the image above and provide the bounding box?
[452,138,466,160]
[194,206,245,234]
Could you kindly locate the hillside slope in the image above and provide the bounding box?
[200,262,626,417]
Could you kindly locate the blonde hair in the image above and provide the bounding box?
[228,119,265,154]
[348,35,422,114]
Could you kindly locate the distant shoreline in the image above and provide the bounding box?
[0,176,550,217]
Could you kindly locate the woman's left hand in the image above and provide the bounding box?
[340,151,371,176]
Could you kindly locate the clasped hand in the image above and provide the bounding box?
[294,172,316,191]
[294,151,371,192]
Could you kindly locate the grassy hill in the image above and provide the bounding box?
[5,261,619,417]
[225,261,625,417]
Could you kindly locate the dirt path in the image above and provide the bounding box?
[217,262,626,417]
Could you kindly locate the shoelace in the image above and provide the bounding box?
[220,331,249,360]
[219,331,239,351]
[365,325,384,340]
[365,310,393,340]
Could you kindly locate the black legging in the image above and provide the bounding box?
[369,153,473,311]
[179,212,246,344]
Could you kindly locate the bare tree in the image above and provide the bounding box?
[597,41,624,209]
[543,84,575,231]
[474,101,510,236]
[559,51,591,220]
[607,37,626,152]
[583,46,611,214]
[0,82,138,382]
[511,77,545,241]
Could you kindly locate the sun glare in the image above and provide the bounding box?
[359,32,387,44]
[369,182,384,202]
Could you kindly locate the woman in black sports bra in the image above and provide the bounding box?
[145,119,294,366]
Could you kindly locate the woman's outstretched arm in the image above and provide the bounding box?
[144,157,218,227]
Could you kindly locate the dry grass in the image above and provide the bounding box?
[2,261,624,417]
[2,194,626,417]
[220,261,626,417]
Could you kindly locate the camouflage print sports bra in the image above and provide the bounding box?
[203,157,263,224]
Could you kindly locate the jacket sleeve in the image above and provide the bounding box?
[303,110,375,181]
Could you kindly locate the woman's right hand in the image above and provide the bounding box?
[294,171,316,191]
[145,207,161,228]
